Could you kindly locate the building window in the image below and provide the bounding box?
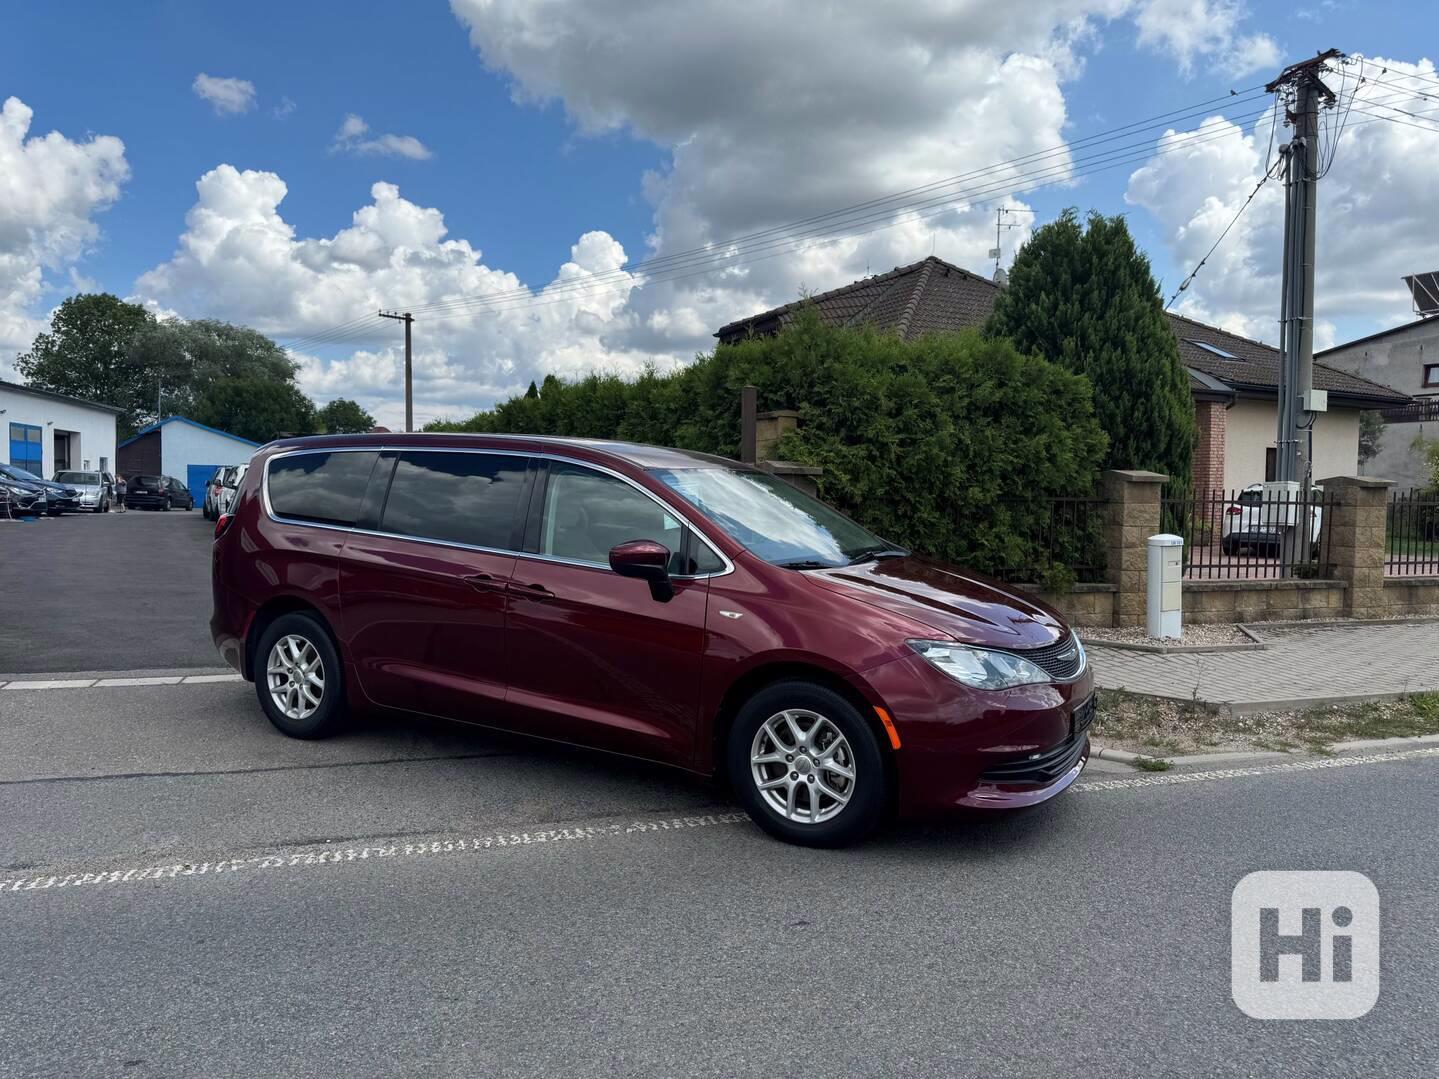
[8,423,42,475]
[1424,363,1439,387]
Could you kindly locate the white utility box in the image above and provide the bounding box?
[1147,533,1184,640]
[1261,479,1301,527]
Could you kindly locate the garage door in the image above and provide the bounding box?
[187,464,221,507]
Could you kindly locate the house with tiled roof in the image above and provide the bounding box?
[715,256,1409,493]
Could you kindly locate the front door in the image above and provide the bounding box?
[504,461,710,766]
[339,450,531,721]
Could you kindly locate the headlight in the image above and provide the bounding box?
[908,639,1052,690]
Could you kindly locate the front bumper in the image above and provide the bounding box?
[864,650,1095,818]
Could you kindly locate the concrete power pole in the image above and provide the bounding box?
[378,310,415,432]
[1267,50,1340,488]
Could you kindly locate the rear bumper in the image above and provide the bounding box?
[864,651,1094,818]
[125,493,169,507]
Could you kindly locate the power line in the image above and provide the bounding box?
[1165,157,1283,309]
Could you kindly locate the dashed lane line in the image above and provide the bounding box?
[1075,745,1439,791]
[1,673,242,691]
[0,812,750,898]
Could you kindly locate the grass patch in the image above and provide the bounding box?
[1092,689,1439,757]
[1131,755,1173,772]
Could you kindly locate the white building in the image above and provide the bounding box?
[117,416,260,505]
[0,379,122,478]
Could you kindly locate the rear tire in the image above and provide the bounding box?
[727,680,887,848]
[253,612,347,739]
[163,496,171,511]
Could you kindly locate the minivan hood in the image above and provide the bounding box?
[807,555,1066,650]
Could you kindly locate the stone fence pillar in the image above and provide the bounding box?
[1319,475,1394,619]
[755,410,801,462]
[1102,469,1168,628]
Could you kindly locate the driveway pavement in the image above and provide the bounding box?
[1,675,1436,1077]
[1089,619,1439,709]
[0,509,215,674]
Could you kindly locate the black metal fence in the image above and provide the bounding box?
[1162,486,1336,580]
[987,496,1108,585]
[1385,489,1439,576]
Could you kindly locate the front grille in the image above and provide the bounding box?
[978,694,1094,786]
[1008,632,1084,680]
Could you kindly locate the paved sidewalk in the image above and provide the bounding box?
[1088,620,1439,710]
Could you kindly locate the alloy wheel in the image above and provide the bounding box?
[749,709,856,825]
[266,635,325,721]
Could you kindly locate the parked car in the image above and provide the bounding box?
[124,474,195,511]
[204,465,238,520]
[0,463,77,515]
[212,435,1093,848]
[1221,483,1324,556]
[220,462,249,516]
[0,475,47,517]
[53,470,112,513]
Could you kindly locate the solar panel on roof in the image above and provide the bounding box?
[1186,339,1236,359]
[1403,272,1439,317]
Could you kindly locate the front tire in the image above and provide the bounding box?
[253,612,347,739]
[163,496,171,512]
[727,680,888,848]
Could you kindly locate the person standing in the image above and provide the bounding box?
[114,473,127,512]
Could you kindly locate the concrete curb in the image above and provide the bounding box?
[1092,731,1439,770]
[1081,636,1265,655]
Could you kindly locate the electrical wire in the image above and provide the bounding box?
[1164,156,1282,310]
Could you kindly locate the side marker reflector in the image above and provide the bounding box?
[874,706,901,750]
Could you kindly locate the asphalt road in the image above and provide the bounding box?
[2,677,1436,1078]
[0,509,215,674]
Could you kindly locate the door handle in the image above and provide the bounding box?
[462,573,504,593]
[511,580,555,601]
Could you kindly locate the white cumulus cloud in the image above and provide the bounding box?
[0,97,128,377]
[331,114,433,160]
[1126,57,1439,346]
[1132,0,1279,77]
[192,73,257,116]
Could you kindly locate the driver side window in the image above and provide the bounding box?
[541,463,685,571]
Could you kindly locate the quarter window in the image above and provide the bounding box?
[268,451,378,526]
[379,451,526,550]
[540,463,687,571]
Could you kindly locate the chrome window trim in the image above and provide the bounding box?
[260,445,734,580]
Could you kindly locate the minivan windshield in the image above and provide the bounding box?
[650,466,902,568]
[55,471,100,484]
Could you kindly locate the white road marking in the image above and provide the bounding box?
[1076,746,1439,791]
[0,812,750,898]
[0,672,242,692]
[2,679,96,691]
[93,676,185,688]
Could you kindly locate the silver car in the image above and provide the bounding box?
[53,470,112,513]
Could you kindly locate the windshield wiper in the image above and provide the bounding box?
[846,546,910,565]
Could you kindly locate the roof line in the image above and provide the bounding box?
[117,415,262,449]
[0,378,125,414]
[894,258,936,339]
[1316,316,1438,356]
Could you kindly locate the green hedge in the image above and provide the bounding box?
[429,310,1108,579]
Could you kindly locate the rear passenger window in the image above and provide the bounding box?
[267,451,378,526]
[380,452,526,550]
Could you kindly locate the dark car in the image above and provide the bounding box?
[211,435,1092,848]
[124,474,195,511]
[0,474,48,517]
[0,463,78,515]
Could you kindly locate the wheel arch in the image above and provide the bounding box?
[707,659,897,795]
[243,595,340,682]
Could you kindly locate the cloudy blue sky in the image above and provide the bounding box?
[2,1,1436,427]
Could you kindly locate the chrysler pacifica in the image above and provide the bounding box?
[211,434,1092,846]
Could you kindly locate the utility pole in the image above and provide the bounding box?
[378,310,414,432]
[990,207,1034,279]
[1267,50,1340,489]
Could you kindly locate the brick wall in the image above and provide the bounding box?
[1192,399,1227,497]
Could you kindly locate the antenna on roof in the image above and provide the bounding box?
[992,207,1034,277]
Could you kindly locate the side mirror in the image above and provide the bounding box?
[609,539,674,602]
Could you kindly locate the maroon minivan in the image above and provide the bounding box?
[211,434,1093,846]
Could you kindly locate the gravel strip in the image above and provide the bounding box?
[1079,623,1251,648]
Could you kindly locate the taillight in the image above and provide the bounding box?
[214,512,234,540]
[1225,506,1242,515]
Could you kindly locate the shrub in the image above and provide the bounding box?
[429,310,1108,578]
